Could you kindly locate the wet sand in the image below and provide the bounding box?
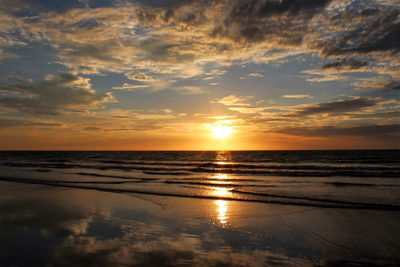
[0,180,399,266]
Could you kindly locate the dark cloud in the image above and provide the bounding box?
[0,73,114,116]
[226,0,331,22]
[136,0,211,25]
[134,0,331,46]
[271,124,400,138]
[291,98,381,117]
[315,9,400,57]
[348,111,400,119]
[83,126,102,131]
[382,80,400,90]
[355,78,400,91]
[0,118,63,128]
[61,43,123,64]
[0,0,88,14]
[321,58,369,71]
[212,0,331,44]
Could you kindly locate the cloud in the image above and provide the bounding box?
[321,58,369,71]
[347,111,400,119]
[0,73,115,116]
[173,86,206,95]
[353,78,400,90]
[382,80,400,90]
[0,0,398,102]
[72,108,187,133]
[204,69,226,76]
[58,41,132,74]
[313,7,400,57]
[0,1,328,78]
[302,72,347,83]
[249,73,264,78]
[228,106,266,114]
[212,0,332,45]
[84,126,102,131]
[302,57,389,84]
[283,94,313,99]
[125,72,155,82]
[212,95,252,106]
[211,95,273,114]
[0,118,63,128]
[112,83,150,90]
[270,124,400,138]
[291,97,381,117]
[210,95,396,124]
[2,0,397,84]
[0,10,28,50]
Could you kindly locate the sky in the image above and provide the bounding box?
[0,0,399,150]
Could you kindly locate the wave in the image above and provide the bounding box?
[3,161,400,178]
[76,172,158,181]
[230,189,391,207]
[5,160,400,171]
[99,160,400,172]
[162,180,276,188]
[76,172,274,187]
[143,171,192,175]
[1,176,399,211]
[324,181,400,187]
[0,176,141,185]
[76,172,400,188]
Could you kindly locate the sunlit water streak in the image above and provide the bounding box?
[212,187,231,197]
[215,200,228,225]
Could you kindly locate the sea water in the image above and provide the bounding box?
[0,150,399,210]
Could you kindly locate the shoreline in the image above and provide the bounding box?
[1,177,399,211]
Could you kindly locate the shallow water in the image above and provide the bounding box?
[1,181,399,266]
[0,150,399,209]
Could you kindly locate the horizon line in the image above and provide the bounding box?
[1,149,399,152]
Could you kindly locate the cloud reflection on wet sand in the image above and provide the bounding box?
[0,181,399,266]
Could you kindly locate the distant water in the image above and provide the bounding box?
[0,150,399,210]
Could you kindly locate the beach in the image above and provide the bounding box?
[0,151,399,266]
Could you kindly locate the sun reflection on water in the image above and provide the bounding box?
[215,200,228,225]
[213,173,228,179]
[213,187,230,197]
[213,187,231,225]
[212,151,232,225]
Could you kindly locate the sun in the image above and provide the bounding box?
[211,125,233,139]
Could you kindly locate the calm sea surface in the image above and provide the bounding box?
[0,150,399,210]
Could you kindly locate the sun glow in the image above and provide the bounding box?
[211,125,233,139]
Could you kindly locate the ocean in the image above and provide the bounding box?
[0,150,399,266]
[0,150,399,210]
